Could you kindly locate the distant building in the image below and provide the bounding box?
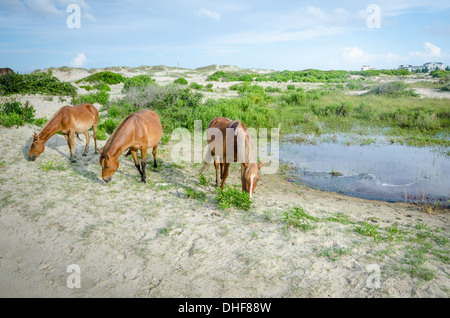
[361,65,375,71]
[423,62,445,71]
[399,62,445,72]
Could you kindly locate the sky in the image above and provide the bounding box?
[1,0,450,73]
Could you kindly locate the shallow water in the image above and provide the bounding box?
[280,134,450,205]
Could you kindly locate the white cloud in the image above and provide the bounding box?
[410,42,444,58]
[342,47,365,59]
[69,53,87,67]
[197,8,221,21]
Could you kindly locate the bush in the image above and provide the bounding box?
[76,71,125,85]
[190,82,204,90]
[0,100,36,127]
[0,72,76,96]
[123,75,155,92]
[368,81,419,98]
[77,90,109,106]
[265,86,282,93]
[174,77,188,85]
[98,118,118,134]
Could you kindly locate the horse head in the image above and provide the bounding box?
[28,132,45,161]
[98,149,119,182]
[241,161,263,199]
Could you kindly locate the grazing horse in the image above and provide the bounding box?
[199,117,263,199]
[28,103,98,162]
[98,109,162,183]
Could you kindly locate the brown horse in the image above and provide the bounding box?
[28,103,98,162]
[98,109,162,183]
[199,117,263,198]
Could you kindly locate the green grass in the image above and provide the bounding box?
[316,246,352,262]
[40,160,68,171]
[215,186,252,211]
[282,205,318,231]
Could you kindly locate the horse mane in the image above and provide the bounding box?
[39,106,64,137]
[230,120,254,163]
[102,113,135,156]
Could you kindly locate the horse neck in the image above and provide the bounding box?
[103,127,132,159]
[39,113,63,142]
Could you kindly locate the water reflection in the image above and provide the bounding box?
[280,134,450,205]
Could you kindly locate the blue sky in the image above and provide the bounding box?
[1,0,450,73]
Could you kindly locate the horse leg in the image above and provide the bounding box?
[152,145,158,171]
[93,122,98,154]
[140,148,148,183]
[68,130,76,162]
[214,159,220,187]
[130,149,142,175]
[220,163,230,190]
[82,131,90,156]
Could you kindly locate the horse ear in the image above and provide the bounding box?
[258,161,264,170]
[243,162,249,168]
[98,148,104,154]
[33,132,38,139]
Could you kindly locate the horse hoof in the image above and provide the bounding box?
[82,153,87,157]
[140,179,147,184]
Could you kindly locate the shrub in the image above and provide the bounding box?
[190,82,204,90]
[368,81,419,98]
[77,90,109,106]
[98,118,118,134]
[265,86,282,93]
[0,100,37,127]
[0,72,76,96]
[76,71,125,85]
[123,75,155,92]
[174,77,188,85]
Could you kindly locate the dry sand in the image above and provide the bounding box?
[0,66,449,298]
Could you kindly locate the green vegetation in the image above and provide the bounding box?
[123,75,155,92]
[174,77,188,85]
[282,205,318,231]
[40,160,68,171]
[367,81,419,98]
[0,100,43,128]
[0,71,76,96]
[75,71,125,85]
[215,186,252,211]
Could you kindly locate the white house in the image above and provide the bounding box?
[399,62,446,72]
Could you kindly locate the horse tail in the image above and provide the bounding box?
[199,162,210,175]
[232,120,248,163]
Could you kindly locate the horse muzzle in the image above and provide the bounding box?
[103,176,112,183]
[28,155,36,161]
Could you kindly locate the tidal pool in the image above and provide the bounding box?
[280,134,450,205]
